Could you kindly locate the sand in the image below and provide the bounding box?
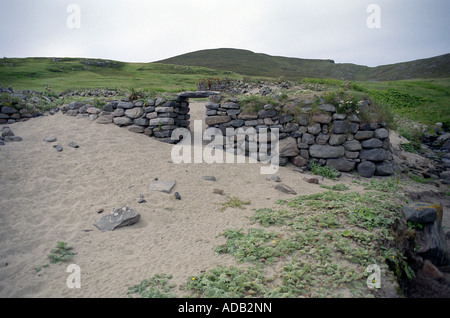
[1,102,448,298]
[0,102,342,298]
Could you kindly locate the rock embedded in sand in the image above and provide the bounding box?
[138,194,146,204]
[1,127,15,137]
[53,144,63,152]
[270,175,281,182]
[303,177,319,184]
[94,206,140,232]
[149,180,176,194]
[43,136,57,142]
[274,183,297,195]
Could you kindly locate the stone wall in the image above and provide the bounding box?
[204,95,394,178]
[60,95,191,143]
[1,88,394,178]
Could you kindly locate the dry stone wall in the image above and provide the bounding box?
[204,95,394,178]
[1,87,394,178]
[60,95,191,143]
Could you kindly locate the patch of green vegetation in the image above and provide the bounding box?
[34,264,49,273]
[400,143,419,154]
[237,95,279,113]
[47,241,74,264]
[185,266,270,298]
[250,208,298,227]
[220,196,251,211]
[125,176,411,297]
[353,178,400,193]
[127,274,176,298]
[214,228,299,264]
[300,78,344,87]
[396,124,424,152]
[209,187,407,297]
[355,79,450,128]
[320,183,350,191]
[368,89,434,110]
[0,57,242,93]
[408,173,435,184]
[321,88,362,114]
[309,162,340,180]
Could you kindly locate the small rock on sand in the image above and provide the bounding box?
[274,184,297,195]
[149,180,176,194]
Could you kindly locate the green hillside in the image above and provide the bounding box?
[0,57,242,93]
[156,48,450,81]
[0,52,448,127]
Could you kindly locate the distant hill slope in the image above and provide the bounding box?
[155,48,450,81]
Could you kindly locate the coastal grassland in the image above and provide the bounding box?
[1,57,448,128]
[354,78,450,128]
[0,57,242,93]
[129,179,412,298]
[297,77,450,128]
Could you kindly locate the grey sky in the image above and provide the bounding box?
[0,0,448,67]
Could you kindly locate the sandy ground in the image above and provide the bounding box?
[1,102,448,298]
[1,102,349,298]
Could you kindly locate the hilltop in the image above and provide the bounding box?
[156,48,450,81]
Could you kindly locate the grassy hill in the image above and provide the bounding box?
[0,52,448,127]
[0,57,242,93]
[156,48,450,81]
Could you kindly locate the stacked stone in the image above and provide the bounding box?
[60,97,190,143]
[0,104,24,124]
[0,94,43,124]
[204,96,394,177]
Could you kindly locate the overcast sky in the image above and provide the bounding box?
[0,0,449,67]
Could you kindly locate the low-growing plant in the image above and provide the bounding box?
[309,162,340,180]
[214,228,299,264]
[396,125,423,151]
[361,178,400,193]
[250,208,297,227]
[93,97,106,109]
[320,183,350,191]
[400,143,419,154]
[220,196,251,211]
[407,221,423,230]
[237,95,279,113]
[47,241,74,264]
[185,266,269,298]
[408,173,435,184]
[127,274,176,298]
[129,87,146,101]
